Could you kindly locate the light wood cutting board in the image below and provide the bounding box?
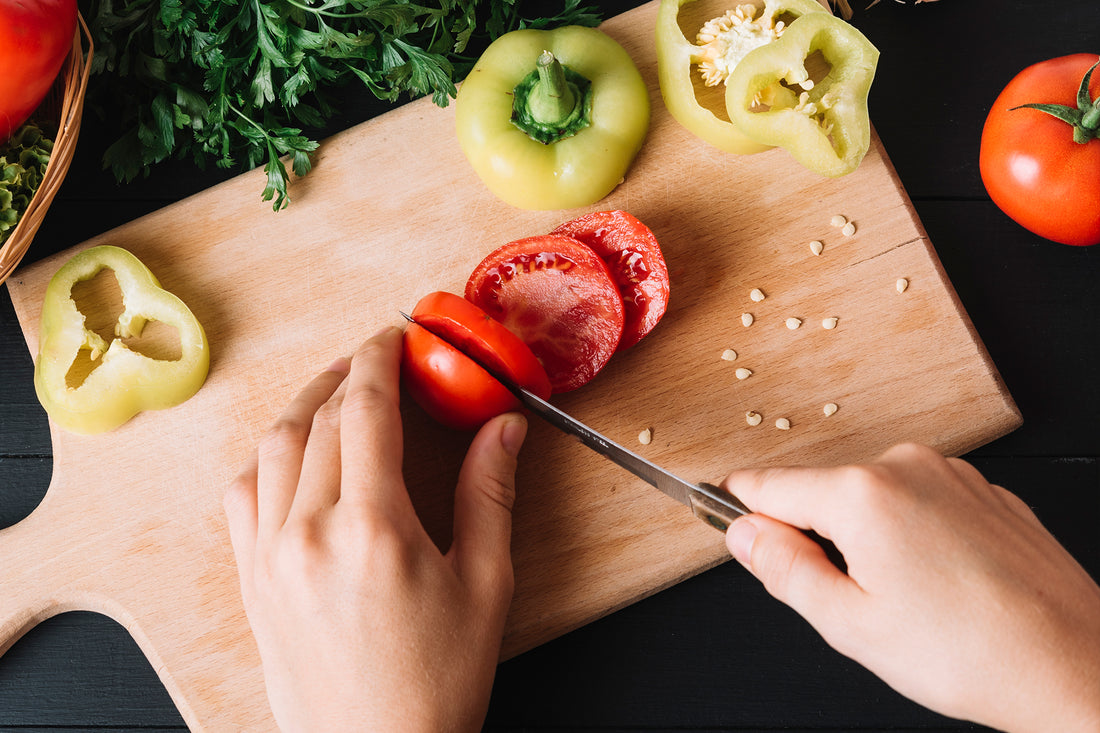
[1,2,1020,728]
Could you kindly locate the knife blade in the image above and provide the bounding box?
[401,312,750,531]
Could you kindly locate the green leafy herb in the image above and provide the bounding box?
[0,125,54,246]
[87,0,603,210]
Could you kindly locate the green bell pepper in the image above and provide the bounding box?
[455,25,650,210]
[656,1,878,177]
[724,11,879,177]
[656,0,828,155]
[34,245,210,435]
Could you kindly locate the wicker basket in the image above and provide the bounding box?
[0,14,93,286]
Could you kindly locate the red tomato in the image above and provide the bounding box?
[402,291,551,431]
[979,54,1100,247]
[550,210,670,350]
[0,0,78,142]
[465,235,625,393]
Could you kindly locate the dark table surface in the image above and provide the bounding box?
[2,0,1097,730]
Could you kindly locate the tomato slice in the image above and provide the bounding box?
[550,211,670,350]
[465,235,625,393]
[402,291,550,430]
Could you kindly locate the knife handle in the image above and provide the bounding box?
[690,483,751,532]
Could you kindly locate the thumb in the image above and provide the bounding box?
[449,412,527,589]
[726,514,858,628]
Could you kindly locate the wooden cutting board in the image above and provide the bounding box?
[1,2,1020,728]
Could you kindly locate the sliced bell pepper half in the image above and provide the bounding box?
[656,0,828,154]
[724,11,879,176]
[34,245,210,435]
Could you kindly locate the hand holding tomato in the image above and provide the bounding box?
[0,0,78,143]
[980,54,1100,247]
[225,328,527,731]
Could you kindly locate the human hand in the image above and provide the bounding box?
[224,326,528,732]
[722,443,1100,733]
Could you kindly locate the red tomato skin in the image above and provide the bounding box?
[979,53,1100,247]
[0,0,79,142]
[402,292,550,431]
[465,235,625,393]
[550,210,671,350]
[402,324,521,431]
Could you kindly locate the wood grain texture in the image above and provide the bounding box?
[0,2,1021,729]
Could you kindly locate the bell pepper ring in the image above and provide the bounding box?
[656,0,828,155]
[455,25,650,210]
[724,11,879,177]
[34,245,211,435]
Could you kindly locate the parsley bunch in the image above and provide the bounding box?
[87,0,602,210]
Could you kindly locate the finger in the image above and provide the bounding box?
[727,514,863,635]
[290,362,351,517]
[943,456,1035,519]
[449,413,527,593]
[338,327,411,517]
[256,359,350,535]
[721,464,853,539]
[224,454,260,607]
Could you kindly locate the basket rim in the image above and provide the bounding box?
[0,13,94,286]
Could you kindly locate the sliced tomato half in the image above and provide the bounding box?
[550,210,670,350]
[465,235,625,393]
[402,291,550,430]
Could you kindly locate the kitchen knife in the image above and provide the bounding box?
[402,312,751,531]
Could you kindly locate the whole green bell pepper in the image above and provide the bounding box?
[34,245,210,435]
[455,25,650,210]
[724,11,879,177]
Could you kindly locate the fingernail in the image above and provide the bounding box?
[327,356,351,374]
[372,325,399,339]
[499,414,528,458]
[726,517,758,569]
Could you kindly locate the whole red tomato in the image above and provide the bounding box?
[979,54,1100,247]
[0,0,78,143]
[402,291,551,431]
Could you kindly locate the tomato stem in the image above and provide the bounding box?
[1010,58,1100,144]
[511,51,593,144]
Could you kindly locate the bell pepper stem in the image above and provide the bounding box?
[528,51,577,124]
[511,51,594,145]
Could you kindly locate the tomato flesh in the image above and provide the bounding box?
[465,235,625,393]
[979,53,1100,247]
[550,210,670,350]
[402,291,550,430]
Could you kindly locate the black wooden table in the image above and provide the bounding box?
[2,1,1097,730]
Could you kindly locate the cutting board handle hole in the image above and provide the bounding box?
[0,455,51,530]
